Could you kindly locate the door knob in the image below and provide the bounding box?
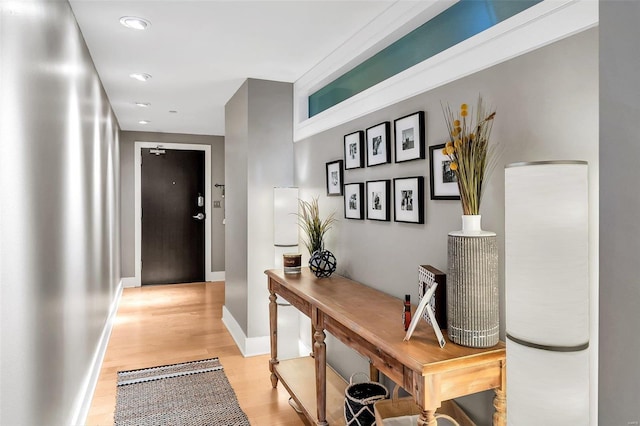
[192,213,205,220]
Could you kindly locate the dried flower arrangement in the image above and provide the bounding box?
[441,96,497,215]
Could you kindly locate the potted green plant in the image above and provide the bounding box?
[297,197,337,278]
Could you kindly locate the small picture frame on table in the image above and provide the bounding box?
[344,131,364,170]
[344,183,364,220]
[418,265,447,328]
[326,160,344,196]
[366,122,391,166]
[429,143,460,200]
[366,180,390,221]
[394,111,425,163]
[393,176,424,224]
[404,265,447,347]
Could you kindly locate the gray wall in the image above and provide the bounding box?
[599,2,640,425]
[225,79,294,338]
[294,29,598,425]
[0,1,121,424]
[225,81,250,332]
[119,131,226,276]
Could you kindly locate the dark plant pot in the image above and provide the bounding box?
[309,250,337,278]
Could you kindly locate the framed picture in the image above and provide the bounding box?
[326,160,344,196]
[366,180,390,221]
[344,183,364,220]
[394,111,425,163]
[429,143,460,200]
[393,176,424,224]
[344,131,364,169]
[404,275,444,347]
[366,122,391,166]
[418,265,447,328]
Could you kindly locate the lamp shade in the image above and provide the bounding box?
[273,187,298,247]
[505,161,589,425]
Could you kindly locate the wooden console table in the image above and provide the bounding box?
[266,268,506,426]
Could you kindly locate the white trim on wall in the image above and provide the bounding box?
[121,277,137,288]
[222,306,270,357]
[134,142,212,287]
[293,0,598,142]
[69,279,124,426]
[210,271,225,281]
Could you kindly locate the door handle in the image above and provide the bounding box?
[192,213,205,220]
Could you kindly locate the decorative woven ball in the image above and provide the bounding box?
[309,250,337,278]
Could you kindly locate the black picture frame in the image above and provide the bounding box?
[344,131,364,170]
[393,176,424,224]
[394,111,425,163]
[326,160,344,196]
[429,143,460,200]
[366,121,391,166]
[344,183,364,220]
[366,180,391,221]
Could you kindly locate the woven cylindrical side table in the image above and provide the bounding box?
[447,215,499,348]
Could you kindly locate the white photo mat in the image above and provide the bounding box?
[394,111,425,163]
[366,180,390,221]
[326,160,343,196]
[429,143,460,200]
[344,183,364,219]
[366,122,390,166]
[394,176,424,224]
[344,131,364,169]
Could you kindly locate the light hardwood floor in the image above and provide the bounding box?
[86,282,305,426]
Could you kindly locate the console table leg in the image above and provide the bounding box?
[493,358,507,425]
[418,410,437,426]
[493,388,506,426]
[369,363,379,383]
[269,291,278,388]
[314,328,328,426]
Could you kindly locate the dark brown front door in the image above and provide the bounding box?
[141,148,205,285]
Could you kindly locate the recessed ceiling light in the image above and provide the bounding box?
[120,16,151,30]
[139,120,150,125]
[135,102,150,107]
[129,73,151,82]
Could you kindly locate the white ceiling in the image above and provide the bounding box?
[69,0,403,136]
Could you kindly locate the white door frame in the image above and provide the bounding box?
[134,141,212,286]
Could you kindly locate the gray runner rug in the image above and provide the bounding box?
[114,357,250,426]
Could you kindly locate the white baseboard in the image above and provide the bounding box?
[69,279,123,426]
[121,276,138,288]
[208,271,225,282]
[245,335,270,357]
[222,305,270,357]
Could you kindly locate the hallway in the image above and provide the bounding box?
[87,282,303,425]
